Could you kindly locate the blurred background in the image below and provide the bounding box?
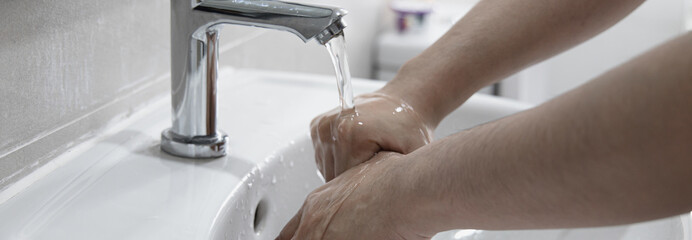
[219,0,692,105]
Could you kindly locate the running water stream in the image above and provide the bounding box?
[325,33,355,111]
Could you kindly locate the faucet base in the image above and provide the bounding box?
[161,129,228,158]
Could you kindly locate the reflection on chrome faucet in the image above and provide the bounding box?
[161,0,347,158]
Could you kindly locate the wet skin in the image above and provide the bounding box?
[310,93,433,182]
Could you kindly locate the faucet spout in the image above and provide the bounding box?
[161,0,347,158]
[195,0,347,44]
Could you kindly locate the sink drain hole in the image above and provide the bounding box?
[253,199,268,235]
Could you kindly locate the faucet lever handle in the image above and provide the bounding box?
[197,0,334,18]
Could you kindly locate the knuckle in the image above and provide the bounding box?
[305,193,321,204]
[317,120,330,132]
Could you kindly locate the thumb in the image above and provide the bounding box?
[277,206,304,240]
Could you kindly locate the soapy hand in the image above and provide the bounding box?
[276,152,432,240]
[310,92,433,181]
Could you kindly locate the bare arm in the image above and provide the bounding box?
[402,32,692,233]
[311,0,646,181]
[380,0,645,127]
[280,35,692,238]
[282,1,692,238]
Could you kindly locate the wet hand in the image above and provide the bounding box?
[277,152,432,240]
[310,93,433,181]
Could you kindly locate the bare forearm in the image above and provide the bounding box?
[401,32,692,234]
[380,0,644,127]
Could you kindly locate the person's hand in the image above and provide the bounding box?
[310,92,433,181]
[277,152,433,240]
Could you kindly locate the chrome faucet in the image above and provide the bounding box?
[161,0,347,158]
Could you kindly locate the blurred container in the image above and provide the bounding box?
[391,0,434,33]
[375,0,477,81]
[376,0,496,94]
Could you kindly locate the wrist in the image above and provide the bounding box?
[375,84,440,129]
[382,153,450,237]
[393,142,478,235]
[377,57,480,128]
[357,92,434,134]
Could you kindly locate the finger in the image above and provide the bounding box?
[315,145,327,178]
[291,223,309,240]
[313,121,334,182]
[334,142,378,177]
[332,138,348,179]
[331,119,357,178]
[291,201,326,240]
[354,142,381,166]
[309,116,320,130]
[379,127,432,155]
[333,150,348,180]
[402,129,432,153]
[370,151,402,162]
[291,212,319,240]
[277,206,304,240]
[323,146,335,181]
[312,118,330,180]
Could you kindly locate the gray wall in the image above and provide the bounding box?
[0,0,171,191]
[0,0,385,192]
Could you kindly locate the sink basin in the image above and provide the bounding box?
[0,69,688,239]
[209,87,690,239]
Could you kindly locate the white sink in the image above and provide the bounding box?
[207,81,690,239]
[0,69,688,239]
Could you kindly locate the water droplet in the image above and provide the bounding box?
[289,161,294,167]
[395,107,403,112]
[247,182,253,189]
[271,176,277,184]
